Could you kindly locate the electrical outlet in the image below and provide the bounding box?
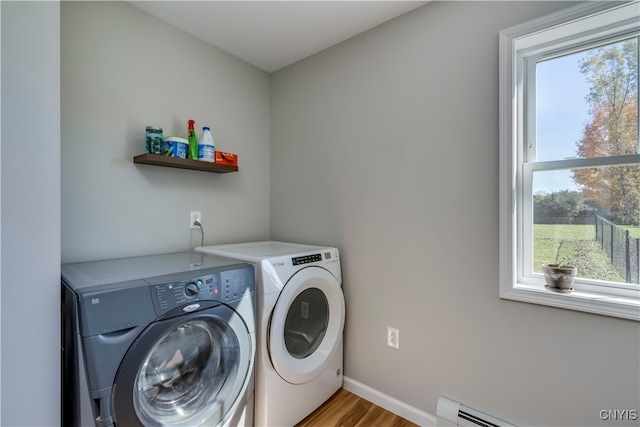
[190,211,201,229]
[387,327,399,349]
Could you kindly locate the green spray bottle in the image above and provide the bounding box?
[187,120,198,160]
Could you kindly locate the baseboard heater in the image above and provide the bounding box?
[436,396,516,427]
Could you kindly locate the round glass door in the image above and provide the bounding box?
[135,319,232,425]
[284,288,329,359]
[269,267,345,385]
[112,304,252,427]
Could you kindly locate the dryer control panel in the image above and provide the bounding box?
[291,249,340,266]
[150,265,254,316]
[292,253,322,265]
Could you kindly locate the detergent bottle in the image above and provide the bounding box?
[198,127,215,162]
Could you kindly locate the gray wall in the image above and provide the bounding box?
[2,1,639,426]
[270,2,640,426]
[61,1,271,263]
[1,1,61,425]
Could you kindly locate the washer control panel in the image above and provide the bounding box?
[150,265,254,316]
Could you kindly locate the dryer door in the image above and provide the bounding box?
[112,304,252,427]
[268,266,345,384]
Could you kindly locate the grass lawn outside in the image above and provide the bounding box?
[622,225,640,239]
[533,224,624,282]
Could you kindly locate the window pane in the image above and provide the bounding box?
[536,37,639,162]
[532,165,640,284]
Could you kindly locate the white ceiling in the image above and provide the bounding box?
[128,1,430,73]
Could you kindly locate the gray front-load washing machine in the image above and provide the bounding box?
[61,251,256,427]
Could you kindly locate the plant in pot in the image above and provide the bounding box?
[542,241,577,293]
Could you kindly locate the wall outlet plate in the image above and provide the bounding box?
[387,326,399,349]
[190,211,201,229]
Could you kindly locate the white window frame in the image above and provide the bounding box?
[499,1,640,321]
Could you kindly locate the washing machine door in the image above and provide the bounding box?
[268,266,345,384]
[112,303,252,427]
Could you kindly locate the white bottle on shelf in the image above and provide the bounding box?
[198,127,215,162]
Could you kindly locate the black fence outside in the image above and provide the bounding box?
[596,215,639,284]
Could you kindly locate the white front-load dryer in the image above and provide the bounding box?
[196,241,345,427]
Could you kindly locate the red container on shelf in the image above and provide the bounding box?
[214,151,238,166]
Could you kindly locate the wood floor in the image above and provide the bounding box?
[294,388,419,427]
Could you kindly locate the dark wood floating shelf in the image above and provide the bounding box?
[133,153,238,173]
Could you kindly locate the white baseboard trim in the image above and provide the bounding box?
[342,376,437,426]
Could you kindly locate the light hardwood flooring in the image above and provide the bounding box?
[294,388,419,427]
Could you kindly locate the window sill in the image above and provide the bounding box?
[500,283,640,321]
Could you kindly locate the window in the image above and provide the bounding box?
[499,1,640,320]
